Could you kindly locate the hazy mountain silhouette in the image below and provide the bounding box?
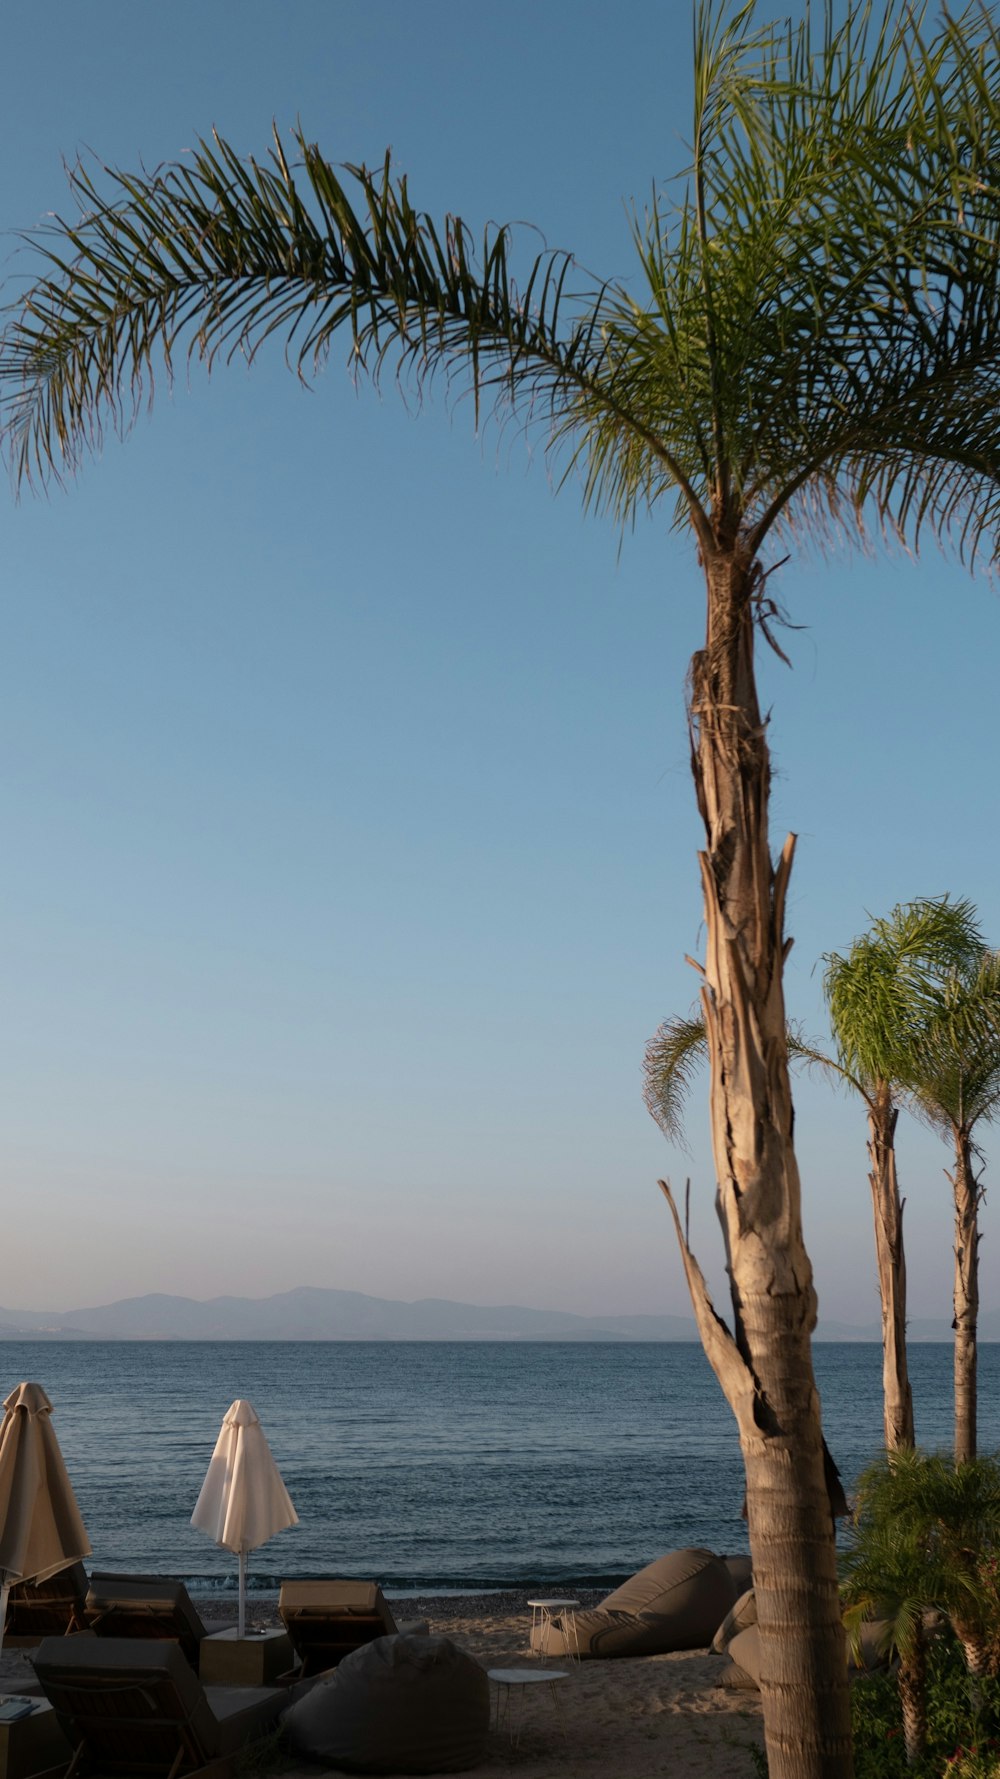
[0,1284,976,1341]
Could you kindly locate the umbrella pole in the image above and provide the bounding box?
[0,1580,10,1667]
[238,1550,246,1639]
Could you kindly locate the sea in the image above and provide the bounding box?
[3,1340,994,1600]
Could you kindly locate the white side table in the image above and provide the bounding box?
[527,1596,581,1662]
[487,1668,569,1746]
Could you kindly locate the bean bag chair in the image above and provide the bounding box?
[717,1612,892,1690]
[719,1623,762,1689]
[532,1548,737,1660]
[282,1631,490,1773]
[722,1553,753,1595]
[711,1585,757,1656]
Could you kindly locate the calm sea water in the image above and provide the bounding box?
[2,1341,994,1597]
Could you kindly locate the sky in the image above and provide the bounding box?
[2,0,998,1326]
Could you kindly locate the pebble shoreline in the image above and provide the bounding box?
[198,1586,608,1629]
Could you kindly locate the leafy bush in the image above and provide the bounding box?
[851,1636,1000,1779]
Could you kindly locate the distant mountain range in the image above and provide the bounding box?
[0,1284,980,1342]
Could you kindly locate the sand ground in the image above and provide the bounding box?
[0,1590,764,1779]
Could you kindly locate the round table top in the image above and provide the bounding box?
[488,1668,570,1686]
[526,1597,581,1609]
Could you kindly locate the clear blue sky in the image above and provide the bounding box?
[2,1,997,1325]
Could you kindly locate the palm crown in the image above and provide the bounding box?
[5,2,1000,568]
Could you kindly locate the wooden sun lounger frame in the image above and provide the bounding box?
[4,1562,90,1647]
[32,1635,286,1779]
[278,1580,427,1677]
[84,1574,232,1670]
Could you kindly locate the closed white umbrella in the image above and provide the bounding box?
[191,1399,298,1637]
[0,1382,91,1663]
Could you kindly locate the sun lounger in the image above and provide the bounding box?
[4,1562,89,1646]
[278,1581,428,1678]
[32,1634,286,1778]
[85,1574,233,1671]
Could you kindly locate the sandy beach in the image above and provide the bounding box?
[1,1588,764,1779]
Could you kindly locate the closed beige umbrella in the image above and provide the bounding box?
[191,1399,298,1637]
[0,1382,91,1662]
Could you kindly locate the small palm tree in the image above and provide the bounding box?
[902,955,1000,1464]
[841,1511,941,1767]
[824,898,987,1454]
[842,1449,1000,1767]
[645,896,982,1455]
[7,8,1000,1773]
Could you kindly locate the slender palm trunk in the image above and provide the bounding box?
[951,1129,980,1464]
[684,550,853,1779]
[868,1089,914,1450]
[898,1628,928,1766]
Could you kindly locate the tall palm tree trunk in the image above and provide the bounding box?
[684,552,853,1778]
[952,1131,980,1463]
[868,1091,914,1449]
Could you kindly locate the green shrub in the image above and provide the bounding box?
[850,1636,1000,1779]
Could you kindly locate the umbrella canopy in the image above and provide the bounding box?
[0,1381,91,1662]
[191,1399,298,1636]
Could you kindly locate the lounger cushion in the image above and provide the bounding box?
[533,1548,738,1659]
[283,1632,489,1773]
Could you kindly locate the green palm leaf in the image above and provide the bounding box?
[7,2,1000,565]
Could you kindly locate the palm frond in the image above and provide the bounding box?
[824,896,985,1089]
[903,949,1000,1135]
[0,128,708,538]
[643,1011,850,1144]
[642,1014,708,1147]
[7,4,1000,564]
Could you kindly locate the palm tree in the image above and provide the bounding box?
[901,953,1000,1464]
[823,898,987,1454]
[644,895,981,1457]
[842,1449,1000,1764]
[7,6,1000,1773]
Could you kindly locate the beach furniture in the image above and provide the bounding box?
[190,1400,298,1639]
[32,1634,286,1778]
[283,1631,489,1773]
[85,1574,232,1671]
[529,1547,737,1660]
[0,1385,91,1667]
[278,1581,428,1677]
[3,1563,89,1648]
[714,1591,892,1689]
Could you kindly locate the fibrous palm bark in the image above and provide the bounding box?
[673,549,849,1767]
[867,1089,914,1451]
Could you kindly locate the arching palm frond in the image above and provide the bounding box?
[0,128,712,540]
[642,1012,845,1144]
[7,4,1000,567]
[608,1,1000,558]
[824,896,985,1090]
[904,951,1000,1137]
[642,1014,708,1147]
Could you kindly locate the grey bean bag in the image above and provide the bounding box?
[532,1548,737,1660]
[711,1585,758,1656]
[718,1609,892,1690]
[282,1631,490,1773]
[722,1553,753,1595]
